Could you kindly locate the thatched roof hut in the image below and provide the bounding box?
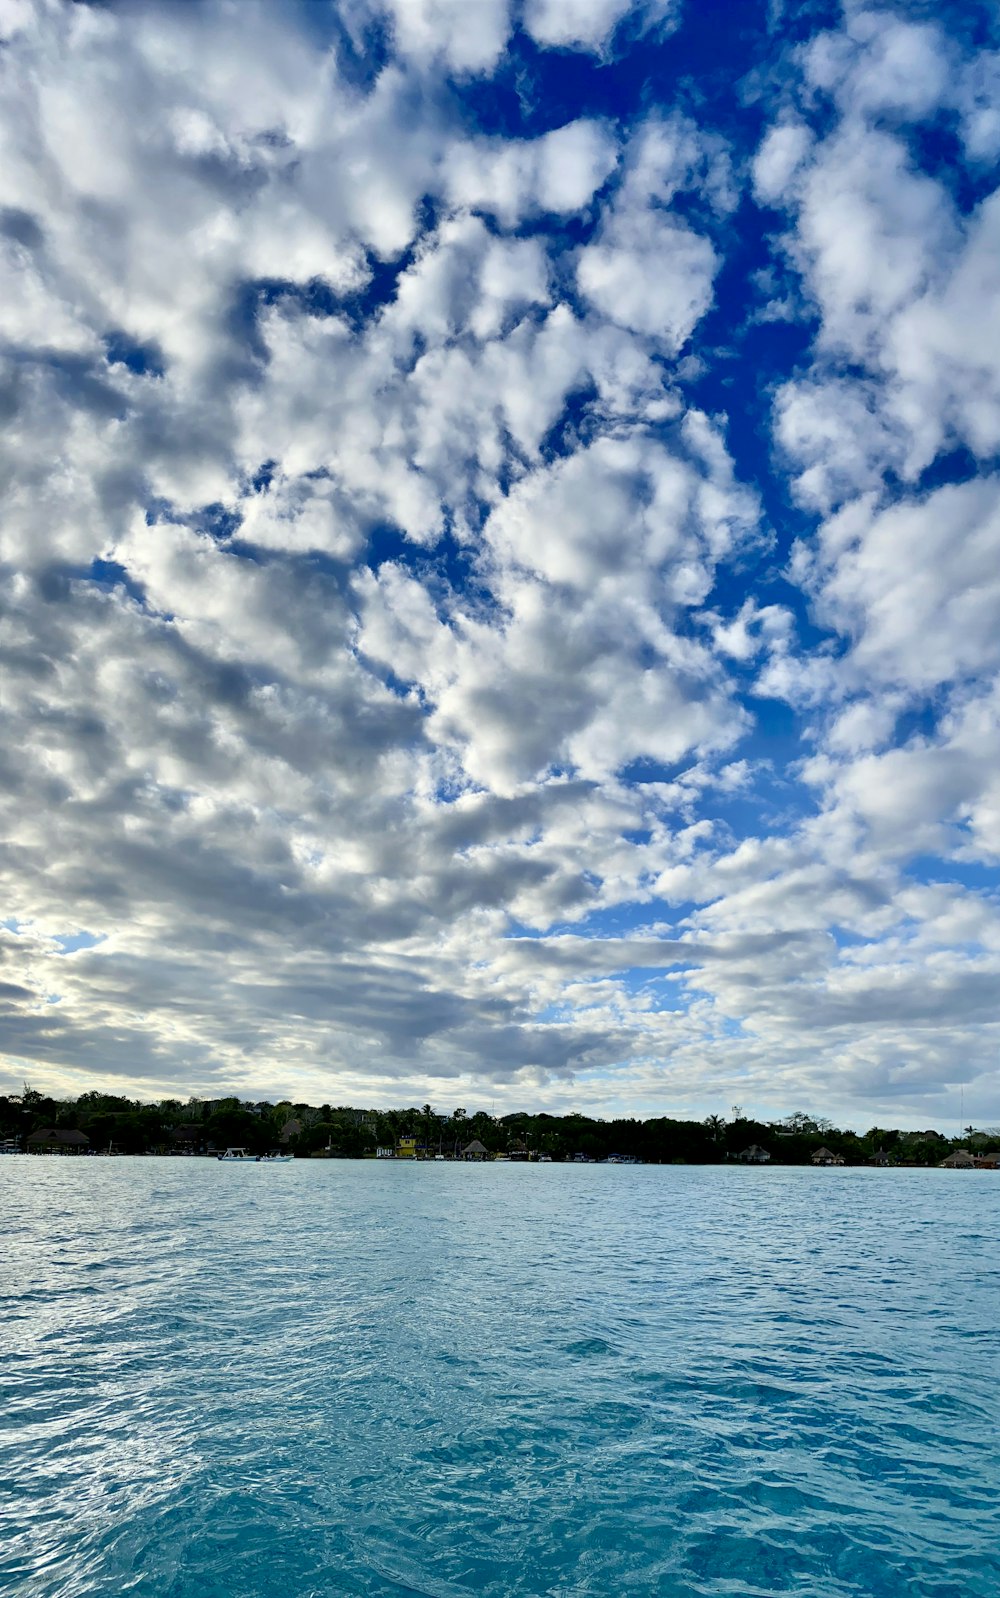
[939,1149,976,1168]
[462,1139,489,1160]
[811,1146,844,1165]
[27,1127,89,1153]
[736,1144,770,1163]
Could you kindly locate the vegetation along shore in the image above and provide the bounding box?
[1,1089,997,1168]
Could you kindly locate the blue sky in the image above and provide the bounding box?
[2,0,1000,1129]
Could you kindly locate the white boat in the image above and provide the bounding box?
[216,1148,294,1162]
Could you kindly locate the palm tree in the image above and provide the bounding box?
[704,1114,725,1143]
[451,1107,467,1157]
[422,1103,435,1159]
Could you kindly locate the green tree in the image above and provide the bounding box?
[704,1114,726,1147]
[204,1107,268,1154]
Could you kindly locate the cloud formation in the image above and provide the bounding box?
[1,0,999,1129]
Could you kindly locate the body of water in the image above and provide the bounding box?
[2,1160,998,1597]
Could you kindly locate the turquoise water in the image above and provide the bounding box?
[2,1161,998,1598]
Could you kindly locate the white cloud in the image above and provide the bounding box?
[578,211,717,345]
[956,50,1000,162]
[384,213,551,347]
[774,377,910,511]
[524,0,678,54]
[379,0,512,73]
[760,24,1000,489]
[886,191,1000,466]
[805,677,1000,866]
[804,478,1000,694]
[0,0,756,1110]
[444,119,619,225]
[237,472,366,561]
[1,0,998,1129]
[804,12,951,121]
[576,115,722,347]
[352,416,759,795]
[752,122,813,206]
[792,124,952,361]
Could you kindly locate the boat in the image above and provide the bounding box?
[216,1148,294,1162]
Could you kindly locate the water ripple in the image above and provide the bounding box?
[1,1162,998,1597]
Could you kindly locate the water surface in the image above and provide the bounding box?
[2,1160,998,1597]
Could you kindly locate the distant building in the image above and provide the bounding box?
[736,1144,770,1163]
[868,1150,890,1166]
[26,1128,90,1154]
[939,1149,976,1168]
[396,1135,418,1159]
[461,1139,489,1161]
[811,1146,845,1166]
[375,1145,394,1159]
[279,1118,303,1145]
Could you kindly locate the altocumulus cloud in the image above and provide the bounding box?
[1,0,999,1128]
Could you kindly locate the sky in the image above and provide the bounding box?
[2,0,999,1129]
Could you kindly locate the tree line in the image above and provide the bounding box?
[1,1087,996,1164]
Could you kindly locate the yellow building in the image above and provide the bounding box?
[396,1135,419,1159]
